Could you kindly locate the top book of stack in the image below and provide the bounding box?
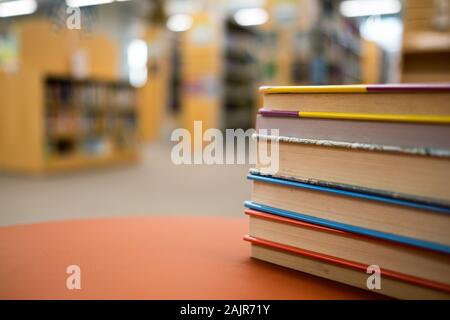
[260,84,450,115]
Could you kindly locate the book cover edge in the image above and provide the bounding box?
[244,234,450,294]
[245,208,448,256]
[259,84,450,94]
[243,200,450,255]
[247,171,450,212]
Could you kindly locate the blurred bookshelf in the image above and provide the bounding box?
[401,0,450,82]
[44,77,138,172]
[222,0,364,130]
[223,19,258,129]
[291,1,362,85]
[0,19,138,175]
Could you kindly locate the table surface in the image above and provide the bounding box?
[0,216,381,299]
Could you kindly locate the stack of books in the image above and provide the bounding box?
[244,84,450,299]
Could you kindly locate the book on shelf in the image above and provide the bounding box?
[44,77,137,158]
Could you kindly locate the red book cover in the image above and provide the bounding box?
[244,209,450,294]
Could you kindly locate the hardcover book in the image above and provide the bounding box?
[254,135,450,205]
[246,173,450,251]
[256,113,450,150]
[260,84,450,115]
[245,235,450,300]
[245,208,450,285]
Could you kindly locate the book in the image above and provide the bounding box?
[245,208,450,285]
[44,77,137,158]
[246,173,450,251]
[245,235,450,300]
[260,84,450,115]
[254,135,450,205]
[258,108,450,124]
[256,113,450,150]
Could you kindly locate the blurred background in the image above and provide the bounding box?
[0,0,449,226]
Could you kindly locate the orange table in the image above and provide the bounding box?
[0,216,380,299]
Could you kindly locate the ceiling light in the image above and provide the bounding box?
[361,16,403,52]
[66,0,114,8]
[128,39,148,70]
[128,39,148,88]
[0,0,37,18]
[234,8,268,27]
[166,14,193,32]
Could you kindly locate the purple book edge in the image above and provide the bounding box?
[258,109,298,117]
[367,84,450,93]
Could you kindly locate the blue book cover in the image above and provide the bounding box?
[246,173,450,255]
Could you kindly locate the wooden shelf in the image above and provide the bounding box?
[401,1,450,83]
[45,149,138,173]
[0,19,140,175]
[403,31,450,54]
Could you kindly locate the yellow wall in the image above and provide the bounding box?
[180,12,223,136]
